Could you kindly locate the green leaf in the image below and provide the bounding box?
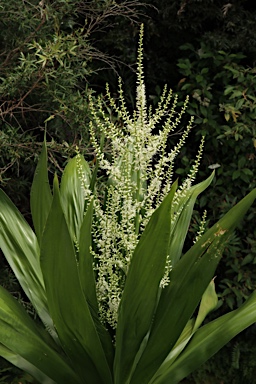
[78,200,114,370]
[242,168,253,176]
[0,344,59,384]
[60,154,91,241]
[41,175,113,384]
[193,279,218,331]
[232,170,241,180]
[130,188,256,384]
[238,156,246,168]
[0,189,54,334]
[147,318,195,384]
[241,254,254,266]
[169,172,214,266]
[235,98,245,109]
[224,112,230,121]
[114,182,178,384]
[0,286,80,384]
[177,62,190,69]
[30,140,52,246]
[144,281,217,384]
[199,105,208,116]
[230,90,243,99]
[160,291,256,384]
[78,200,97,309]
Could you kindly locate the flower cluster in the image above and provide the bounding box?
[87,24,204,328]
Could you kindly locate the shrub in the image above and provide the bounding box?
[0,0,143,210]
[175,41,256,312]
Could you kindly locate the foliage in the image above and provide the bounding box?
[175,41,256,312]
[139,0,256,88]
[1,2,256,382]
[0,0,144,210]
[184,325,256,384]
[0,1,145,378]
[0,26,256,384]
[177,42,256,144]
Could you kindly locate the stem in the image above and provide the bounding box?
[135,169,141,235]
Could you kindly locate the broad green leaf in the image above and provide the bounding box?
[60,154,91,241]
[0,189,54,334]
[78,200,114,370]
[130,188,256,384]
[114,181,178,384]
[0,286,80,384]
[78,200,97,309]
[169,172,214,266]
[148,280,218,383]
[0,344,56,384]
[30,140,52,246]
[159,290,256,384]
[150,318,195,383]
[41,176,113,384]
[193,278,218,331]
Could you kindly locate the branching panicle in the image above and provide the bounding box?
[87,24,204,328]
[194,210,208,243]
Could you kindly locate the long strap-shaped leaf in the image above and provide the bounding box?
[78,201,97,309]
[0,286,80,384]
[168,172,214,266]
[41,176,113,384]
[114,182,177,384]
[158,290,256,384]
[30,139,53,246]
[78,201,115,371]
[60,154,91,241]
[130,188,256,384]
[0,189,54,333]
[148,280,218,384]
[0,344,57,384]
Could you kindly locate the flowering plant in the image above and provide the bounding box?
[0,25,256,384]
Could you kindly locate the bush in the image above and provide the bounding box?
[0,0,143,210]
[175,41,256,313]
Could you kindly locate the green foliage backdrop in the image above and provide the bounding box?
[1,0,256,382]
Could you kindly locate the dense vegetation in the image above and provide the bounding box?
[0,0,256,382]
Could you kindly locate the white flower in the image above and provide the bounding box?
[86,24,203,328]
